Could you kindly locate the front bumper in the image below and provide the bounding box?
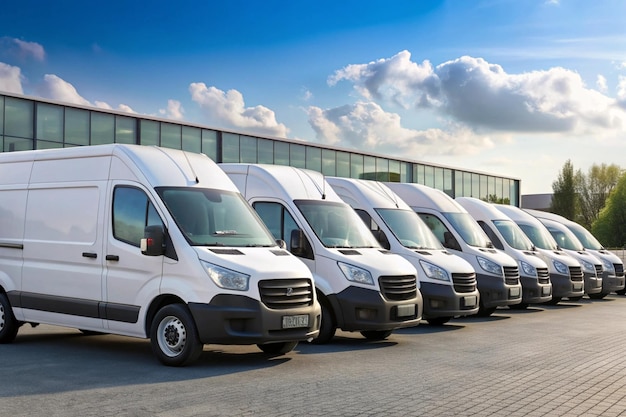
[420,282,479,319]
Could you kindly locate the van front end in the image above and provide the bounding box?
[518,262,552,306]
[591,252,625,297]
[420,273,479,322]
[189,282,321,345]
[327,275,423,333]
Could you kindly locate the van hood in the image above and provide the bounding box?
[192,246,313,280]
[402,249,474,274]
[321,247,418,277]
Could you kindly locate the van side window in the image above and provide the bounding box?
[253,202,309,254]
[354,209,390,250]
[113,186,164,247]
[477,221,503,250]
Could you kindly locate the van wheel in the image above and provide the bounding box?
[508,302,528,310]
[310,300,336,344]
[545,297,561,305]
[0,293,19,343]
[477,305,496,317]
[257,341,298,354]
[426,316,451,326]
[568,296,583,301]
[588,292,607,300]
[150,304,203,367]
[360,330,392,341]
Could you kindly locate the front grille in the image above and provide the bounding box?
[569,266,583,282]
[594,264,603,277]
[258,278,314,310]
[379,275,418,301]
[503,266,520,285]
[451,272,477,293]
[615,263,624,278]
[537,267,550,284]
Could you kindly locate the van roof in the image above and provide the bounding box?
[384,182,466,213]
[326,177,411,210]
[456,197,509,222]
[219,163,342,202]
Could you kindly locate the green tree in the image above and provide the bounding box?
[550,159,577,220]
[575,163,621,230]
[592,173,626,247]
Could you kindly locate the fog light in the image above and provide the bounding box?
[429,299,444,309]
[356,308,377,320]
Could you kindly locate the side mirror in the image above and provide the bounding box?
[141,225,166,256]
[276,239,287,249]
[443,231,462,252]
[290,229,314,260]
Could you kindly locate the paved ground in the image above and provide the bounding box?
[2,294,626,417]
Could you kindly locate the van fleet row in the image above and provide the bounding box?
[1,145,623,366]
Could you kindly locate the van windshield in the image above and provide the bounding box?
[376,208,443,250]
[545,223,585,251]
[295,200,381,248]
[518,223,559,250]
[158,187,276,247]
[443,212,492,248]
[566,222,604,250]
[493,220,534,250]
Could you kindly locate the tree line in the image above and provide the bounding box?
[550,160,625,247]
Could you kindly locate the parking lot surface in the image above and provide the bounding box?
[2,295,626,417]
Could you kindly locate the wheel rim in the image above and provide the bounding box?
[157,315,187,357]
[0,303,5,331]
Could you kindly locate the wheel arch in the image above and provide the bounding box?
[144,294,186,336]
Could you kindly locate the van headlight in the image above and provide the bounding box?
[420,260,450,282]
[202,261,250,291]
[338,262,374,285]
[553,260,569,275]
[477,256,502,276]
[581,259,595,274]
[520,260,537,278]
[601,257,615,274]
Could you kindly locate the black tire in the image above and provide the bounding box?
[426,316,452,326]
[588,293,607,300]
[616,289,626,295]
[257,341,298,354]
[310,299,336,344]
[0,292,19,343]
[477,305,496,317]
[360,330,393,341]
[545,297,562,305]
[568,296,583,301]
[150,304,203,367]
[508,302,529,310]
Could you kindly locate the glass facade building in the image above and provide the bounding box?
[0,92,520,205]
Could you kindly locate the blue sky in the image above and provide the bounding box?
[1,0,626,194]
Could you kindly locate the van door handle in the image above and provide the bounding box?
[82,252,98,259]
[106,255,120,261]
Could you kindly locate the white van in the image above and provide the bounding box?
[525,209,624,298]
[455,198,552,308]
[326,177,479,325]
[493,204,585,303]
[220,164,423,343]
[0,145,320,366]
[385,183,522,316]
[524,214,603,299]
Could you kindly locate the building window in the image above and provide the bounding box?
[258,138,273,164]
[376,158,390,181]
[306,146,321,172]
[443,169,453,195]
[322,149,336,176]
[5,97,34,139]
[4,136,33,152]
[240,135,258,163]
[424,165,434,187]
[181,126,201,153]
[161,123,181,149]
[222,132,240,163]
[139,120,159,146]
[290,144,306,168]
[65,108,90,146]
[336,151,350,177]
[115,115,136,144]
[91,112,114,145]
[202,129,218,161]
[350,153,363,179]
[0,95,4,134]
[36,103,63,142]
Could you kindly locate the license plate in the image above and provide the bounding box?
[396,304,416,317]
[282,314,309,329]
[509,287,521,298]
[463,295,477,307]
[542,286,551,296]
[573,283,583,291]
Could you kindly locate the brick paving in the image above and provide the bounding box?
[2,295,626,416]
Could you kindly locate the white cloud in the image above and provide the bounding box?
[596,74,608,93]
[36,74,136,113]
[189,82,288,137]
[159,99,184,120]
[13,39,45,61]
[330,51,626,135]
[617,75,626,109]
[0,62,24,94]
[307,101,494,157]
